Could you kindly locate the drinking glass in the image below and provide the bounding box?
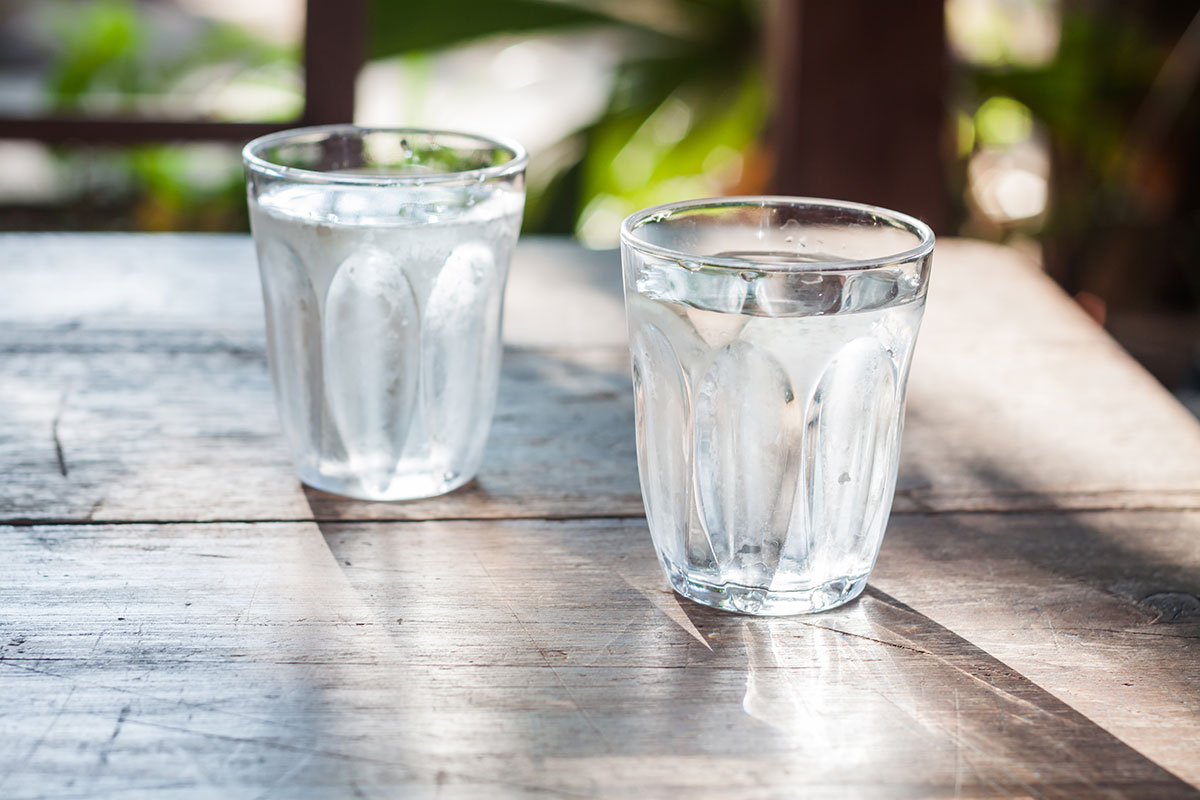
[243,126,527,501]
[620,197,934,614]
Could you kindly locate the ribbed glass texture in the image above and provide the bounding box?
[244,126,527,501]
[621,197,934,614]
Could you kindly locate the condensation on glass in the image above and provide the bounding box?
[244,125,527,501]
[620,197,934,615]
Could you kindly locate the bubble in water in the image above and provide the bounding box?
[782,218,801,245]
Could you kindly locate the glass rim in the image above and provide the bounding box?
[242,124,529,186]
[620,195,936,273]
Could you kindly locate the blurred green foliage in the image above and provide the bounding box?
[9,0,299,231]
[46,0,144,103]
[954,2,1200,310]
[44,0,296,112]
[967,9,1161,191]
[972,95,1033,147]
[12,0,766,237]
[368,0,767,241]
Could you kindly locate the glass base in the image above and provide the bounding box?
[296,465,475,502]
[666,568,870,616]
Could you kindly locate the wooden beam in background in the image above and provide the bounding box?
[769,0,948,230]
[303,0,366,125]
[0,119,287,144]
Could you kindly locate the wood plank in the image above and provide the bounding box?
[875,509,1200,788]
[0,234,626,349]
[0,235,636,523]
[902,240,1200,512]
[1,518,1195,798]
[2,234,1199,525]
[0,342,641,523]
[0,235,644,520]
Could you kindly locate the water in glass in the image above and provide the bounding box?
[249,182,523,500]
[626,252,926,614]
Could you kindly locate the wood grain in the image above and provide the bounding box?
[0,339,641,523]
[903,240,1200,512]
[3,233,1200,797]
[2,235,1199,525]
[1,518,1195,798]
[875,509,1200,787]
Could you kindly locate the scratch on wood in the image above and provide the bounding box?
[51,391,69,478]
[471,549,613,752]
[127,717,409,768]
[109,704,130,741]
[0,685,77,791]
[600,618,639,650]
[0,660,329,736]
[236,578,262,626]
[249,751,314,800]
[796,621,931,655]
[863,589,1055,718]
[1036,608,1064,652]
[86,499,104,521]
[96,703,132,767]
[1091,627,1200,640]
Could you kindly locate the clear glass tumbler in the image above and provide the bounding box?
[620,197,934,615]
[243,126,527,501]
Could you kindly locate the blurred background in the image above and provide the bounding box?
[0,0,1197,413]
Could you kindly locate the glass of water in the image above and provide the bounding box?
[620,197,934,615]
[243,126,526,501]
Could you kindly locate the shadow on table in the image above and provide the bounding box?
[896,401,1200,624]
[300,336,1200,792]
[308,508,1194,796]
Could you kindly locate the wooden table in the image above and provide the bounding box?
[2,234,1199,798]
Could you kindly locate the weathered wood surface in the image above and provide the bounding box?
[1,233,1199,798]
[874,510,1200,788]
[2,235,1199,524]
[1,517,1197,798]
